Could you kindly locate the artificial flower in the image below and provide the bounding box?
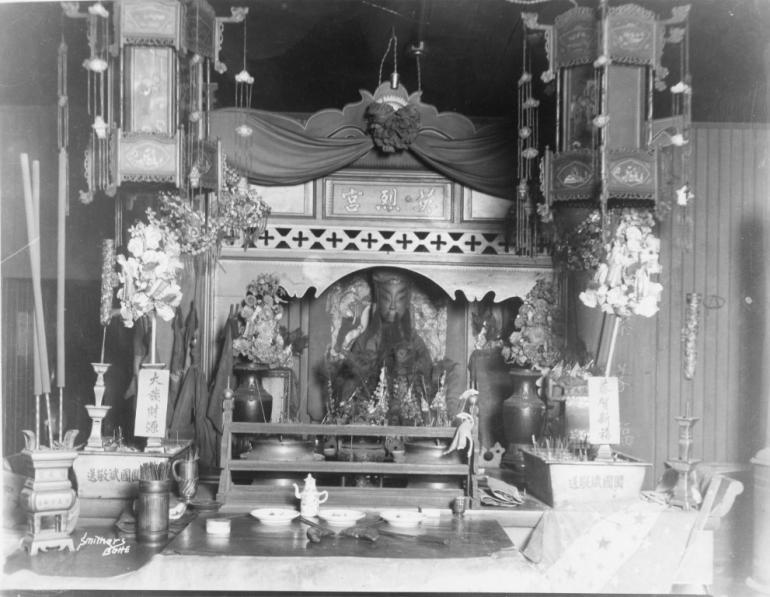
[116,210,184,327]
[235,69,254,84]
[540,70,555,83]
[232,274,305,368]
[670,81,692,94]
[593,114,610,128]
[578,209,663,318]
[670,133,687,146]
[501,278,563,371]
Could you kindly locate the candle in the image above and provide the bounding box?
[57,150,66,387]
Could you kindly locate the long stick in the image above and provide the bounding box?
[57,150,66,388]
[32,314,41,450]
[151,314,157,365]
[32,159,54,448]
[604,315,620,377]
[22,155,51,448]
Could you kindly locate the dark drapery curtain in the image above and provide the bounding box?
[209,108,516,200]
[410,121,516,200]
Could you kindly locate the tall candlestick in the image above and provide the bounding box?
[57,150,66,387]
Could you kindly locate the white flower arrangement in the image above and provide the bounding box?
[116,210,184,327]
[579,209,663,318]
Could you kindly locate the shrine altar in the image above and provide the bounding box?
[2,498,711,594]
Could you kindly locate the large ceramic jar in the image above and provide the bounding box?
[501,368,545,447]
[233,363,273,423]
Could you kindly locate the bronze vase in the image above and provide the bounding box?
[502,368,545,445]
[501,368,544,479]
[233,363,273,423]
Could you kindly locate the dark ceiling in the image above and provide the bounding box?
[0,0,768,122]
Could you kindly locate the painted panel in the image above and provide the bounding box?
[127,46,175,135]
[462,188,511,221]
[118,133,179,182]
[120,0,181,46]
[252,182,313,217]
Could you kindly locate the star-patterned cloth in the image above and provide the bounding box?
[522,498,699,593]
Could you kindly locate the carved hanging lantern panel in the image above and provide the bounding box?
[533,2,690,208]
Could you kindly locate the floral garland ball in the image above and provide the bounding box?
[578,209,662,318]
[365,102,420,153]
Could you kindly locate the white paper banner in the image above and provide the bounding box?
[134,366,169,438]
[587,376,620,445]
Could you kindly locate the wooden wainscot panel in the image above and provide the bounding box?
[462,188,511,222]
[323,170,453,222]
[252,181,314,217]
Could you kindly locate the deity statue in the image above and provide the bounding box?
[324,268,457,425]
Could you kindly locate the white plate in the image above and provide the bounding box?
[379,509,426,528]
[318,509,366,527]
[250,508,299,526]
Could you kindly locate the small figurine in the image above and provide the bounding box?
[293,474,328,518]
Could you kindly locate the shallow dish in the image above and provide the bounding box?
[318,509,366,527]
[250,508,299,526]
[379,509,426,528]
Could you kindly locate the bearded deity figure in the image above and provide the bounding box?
[325,268,441,425]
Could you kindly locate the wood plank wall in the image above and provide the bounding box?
[571,123,770,484]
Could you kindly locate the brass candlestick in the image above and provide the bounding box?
[665,416,701,510]
[86,362,111,449]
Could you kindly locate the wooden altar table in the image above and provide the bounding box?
[2,499,709,594]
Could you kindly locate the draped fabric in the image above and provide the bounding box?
[410,121,516,200]
[209,108,516,200]
[210,108,372,187]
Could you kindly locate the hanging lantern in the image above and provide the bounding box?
[528,2,691,210]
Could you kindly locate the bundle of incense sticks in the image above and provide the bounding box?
[139,461,171,481]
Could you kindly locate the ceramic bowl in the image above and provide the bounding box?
[249,507,299,526]
[379,509,426,528]
[318,509,366,527]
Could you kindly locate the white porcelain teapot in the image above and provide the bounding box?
[293,474,328,518]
